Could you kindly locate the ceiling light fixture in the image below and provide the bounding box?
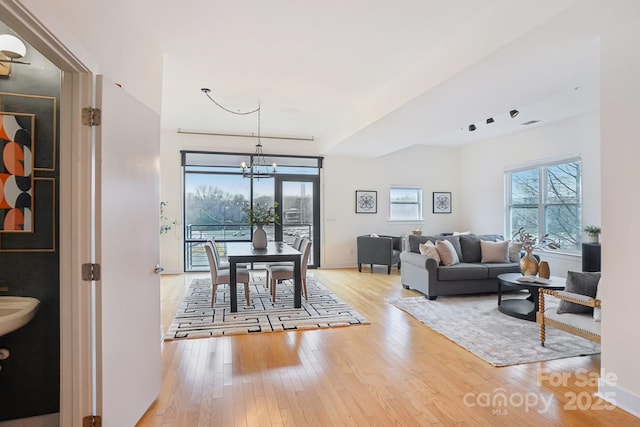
[0,34,29,64]
[486,117,494,124]
[468,124,476,131]
[201,88,276,179]
[510,109,519,118]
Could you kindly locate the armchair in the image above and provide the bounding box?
[537,289,601,346]
[357,234,401,274]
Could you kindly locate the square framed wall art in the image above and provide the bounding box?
[433,192,452,214]
[355,190,377,214]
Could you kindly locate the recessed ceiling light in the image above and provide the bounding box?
[486,117,494,124]
[510,109,519,118]
[468,124,476,131]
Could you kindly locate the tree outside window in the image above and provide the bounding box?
[508,159,581,253]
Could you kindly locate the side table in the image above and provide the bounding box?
[582,243,601,272]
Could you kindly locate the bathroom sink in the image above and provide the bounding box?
[0,297,40,338]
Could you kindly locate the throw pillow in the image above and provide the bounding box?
[419,241,441,264]
[480,240,509,263]
[508,241,523,262]
[436,239,460,266]
[370,233,379,238]
[441,235,464,262]
[557,271,601,314]
[408,234,432,253]
[453,231,471,236]
[459,234,482,263]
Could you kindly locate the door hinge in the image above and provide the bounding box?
[82,263,101,281]
[83,415,102,427]
[82,107,101,126]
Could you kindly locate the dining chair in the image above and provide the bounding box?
[204,241,251,307]
[208,238,229,269]
[265,236,305,288]
[292,236,303,251]
[267,238,311,302]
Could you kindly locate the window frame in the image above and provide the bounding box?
[505,155,582,254]
[388,186,423,222]
[181,150,322,271]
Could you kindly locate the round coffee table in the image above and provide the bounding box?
[497,272,565,321]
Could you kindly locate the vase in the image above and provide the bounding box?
[586,234,599,244]
[520,251,539,276]
[538,261,550,279]
[252,224,267,249]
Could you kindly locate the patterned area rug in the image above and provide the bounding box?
[165,276,369,340]
[387,294,600,367]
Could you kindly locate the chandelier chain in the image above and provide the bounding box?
[201,87,275,179]
[201,88,260,115]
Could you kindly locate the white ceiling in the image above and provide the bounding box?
[140,0,639,157]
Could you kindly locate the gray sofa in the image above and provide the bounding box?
[400,233,521,299]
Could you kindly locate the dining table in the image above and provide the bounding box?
[225,241,302,312]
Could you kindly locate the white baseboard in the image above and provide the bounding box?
[597,378,640,418]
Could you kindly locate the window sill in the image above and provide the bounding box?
[534,249,581,260]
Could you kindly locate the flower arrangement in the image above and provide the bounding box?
[243,201,280,226]
[512,227,560,253]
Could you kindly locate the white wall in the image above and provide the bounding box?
[322,145,462,268]
[599,15,640,416]
[458,111,601,276]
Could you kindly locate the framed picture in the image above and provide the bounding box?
[355,190,377,214]
[433,192,452,214]
[0,112,35,232]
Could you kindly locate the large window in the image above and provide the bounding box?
[389,187,423,221]
[182,151,322,271]
[506,157,582,253]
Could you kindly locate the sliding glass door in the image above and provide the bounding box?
[275,176,320,268]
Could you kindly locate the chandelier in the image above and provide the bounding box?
[201,88,277,179]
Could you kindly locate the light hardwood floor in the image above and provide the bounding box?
[137,268,639,426]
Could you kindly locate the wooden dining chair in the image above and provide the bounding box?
[204,241,251,307]
[267,238,311,302]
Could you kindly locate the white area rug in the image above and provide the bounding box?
[387,294,600,367]
[165,276,369,340]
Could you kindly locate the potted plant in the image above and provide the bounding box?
[583,225,601,243]
[512,227,560,275]
[243,201,280,249]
